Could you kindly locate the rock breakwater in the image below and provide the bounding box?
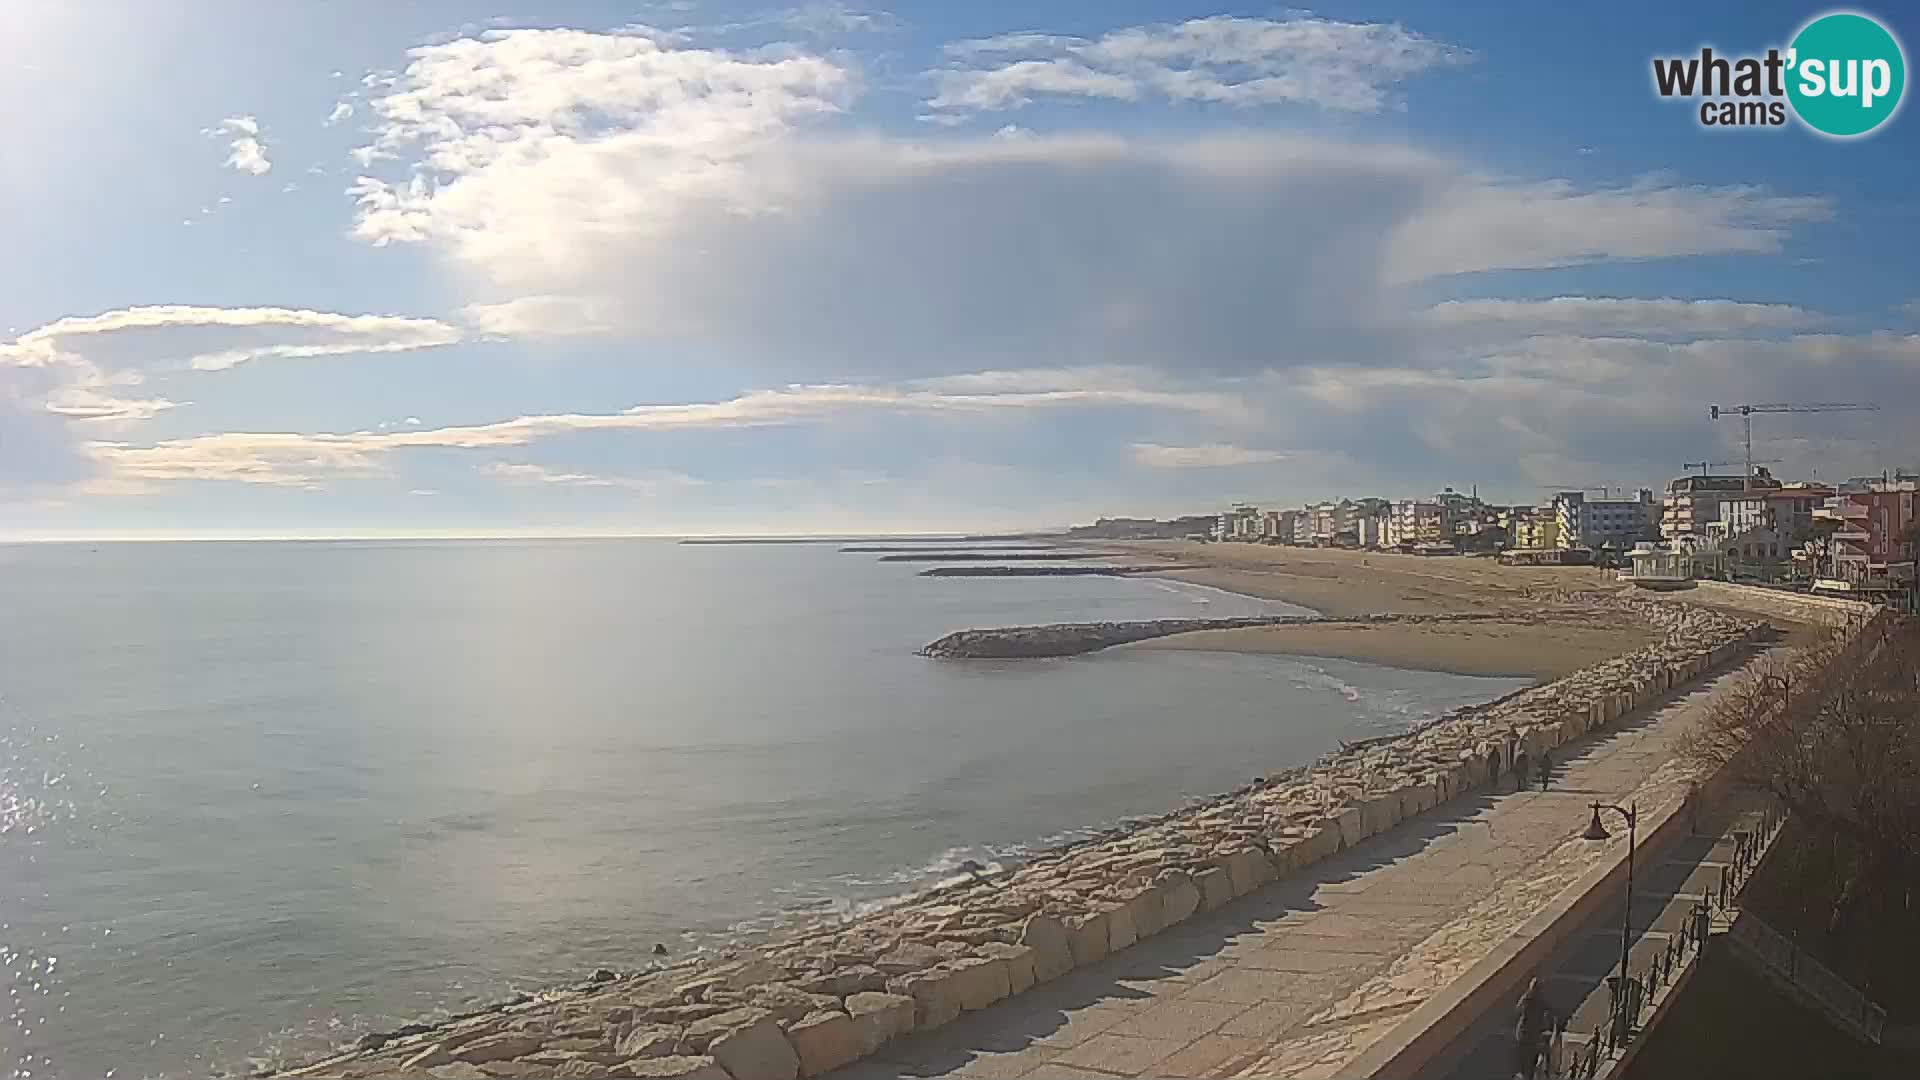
[919,611,1516,659]
[277,597,1765,1080]
[916,565,1183,578]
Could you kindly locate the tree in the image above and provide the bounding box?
[1680,615,1920,1010]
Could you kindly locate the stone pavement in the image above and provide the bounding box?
[827,657,1762,1080]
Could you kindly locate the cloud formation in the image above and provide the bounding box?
[930,15,1466,115]
[1131,443,1289,468]
[482,461,702,492]
[342,26,1823,385]
[2,305,462,373]
[220,115,273,175]
[1420,297,1822,339]
[85,372,1244,489]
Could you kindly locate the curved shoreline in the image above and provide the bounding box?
[273,594,1765,1080]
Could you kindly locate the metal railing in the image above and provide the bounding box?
[1724,909,1887,1043]
[1541,803,1786,1079]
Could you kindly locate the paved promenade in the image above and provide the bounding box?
[828,656,1758,1080]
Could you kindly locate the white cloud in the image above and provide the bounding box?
[1131,443,1289,468]
[220,115,273,175]
[345,28,1824,381]
[1,305,462,373]
[84,373,1244,489]
[1385,181,1824,284]
[482,461,702,492]
[929,15,1467,115]
[1421,297,1821,338]
[464,295,622,337]
[325,102,355,126]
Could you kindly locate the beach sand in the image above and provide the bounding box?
[1095,541,1655,677]
[1106,540,1621,618]
[1129,618,1655,679]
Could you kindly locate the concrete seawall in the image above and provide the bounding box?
[279,597,1765,1080]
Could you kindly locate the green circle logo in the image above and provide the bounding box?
[1786,12,1906,137]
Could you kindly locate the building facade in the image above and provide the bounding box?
[1553,489,1656,550]
[1663,471,1781,542]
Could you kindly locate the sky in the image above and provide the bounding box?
[2,1,1918,539]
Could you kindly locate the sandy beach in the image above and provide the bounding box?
[1098,541,1655,678]
[1129,618,1654,679]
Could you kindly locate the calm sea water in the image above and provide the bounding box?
[0,539,1524,1078]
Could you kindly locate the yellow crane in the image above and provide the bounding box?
[1708,403,1880,488]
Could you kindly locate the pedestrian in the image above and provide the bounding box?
[1537,751,1553,791]
[1514,748,1530,793]
[1514,976,1553,1079]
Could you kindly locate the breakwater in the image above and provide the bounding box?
[841,546,1064,554]
[880,552,1098,563]
[917,565,1189,578]
[275,596,1764,1080]
[918,612,1515,659]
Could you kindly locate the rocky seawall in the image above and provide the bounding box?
[918,612,1515,659]
[276,597,1767,1080]
[916,565,1186,578]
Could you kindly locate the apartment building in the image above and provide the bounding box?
[1663,470,1781,542]
[1553,489,1656,550]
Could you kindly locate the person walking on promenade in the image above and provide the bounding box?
[1514,976,1554,1079]
[1537,751,1553,791]
[1514,747,1531,793]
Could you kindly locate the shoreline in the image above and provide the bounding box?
[276,594,1767,1078]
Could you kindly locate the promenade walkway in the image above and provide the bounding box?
[828,652,1763,1080]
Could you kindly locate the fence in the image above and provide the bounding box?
[1725,909,1887,1044]
[1542,803,1786,1080]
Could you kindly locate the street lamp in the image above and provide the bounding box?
[1584,801,1639,1038]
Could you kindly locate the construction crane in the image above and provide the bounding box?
[1708,403,1880,489]
[1682,458,1780,477]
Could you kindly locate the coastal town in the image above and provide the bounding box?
[1068,467,1920,611]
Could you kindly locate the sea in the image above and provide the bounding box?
[0,539,1527,1078]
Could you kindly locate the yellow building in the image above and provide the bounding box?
[1510,513,1560,550]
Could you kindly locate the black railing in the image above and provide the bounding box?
[1542,804,1783,1079]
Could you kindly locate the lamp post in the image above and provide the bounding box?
[1584,801,1639,1037]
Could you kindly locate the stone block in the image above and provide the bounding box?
[1333,807,1365,850]
[1157,872,1201,925]
[948,955,1011,1011]
[1195,866,1234,911]
[844,992,914,1055]
[785,1011,861,1079]
[621,1057,731,1080]
[706,1010,800,1080]
[875,943,946,975]
[1017,914,1074,983]
[796,965,887,998]
[1293,824,1340,868]
[1226,846,1275,896]
[1106,900,1138,952]
[1360,793,1399,837]
[1125,885,1166,939]
[977,942,1036,995]
[1066,911,1109,967]
[885,969,963,1031]
[615,1024,682,1059]
[681,1008,768,1054]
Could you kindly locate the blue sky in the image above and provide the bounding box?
[3,1,1917,538]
